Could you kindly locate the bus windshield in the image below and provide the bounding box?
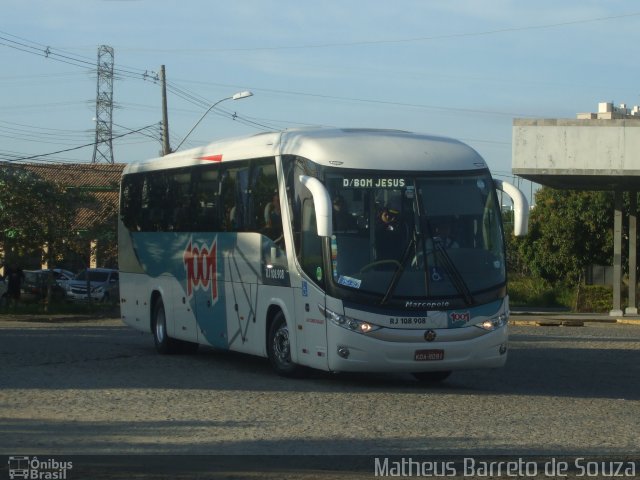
[326,172,505,303]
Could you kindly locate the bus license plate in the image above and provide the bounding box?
[414,349,444,361]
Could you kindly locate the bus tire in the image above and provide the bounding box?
[267,311,305,378]
[412,370,452,383]
[152,296,179,354]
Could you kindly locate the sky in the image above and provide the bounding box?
[2,0,640,202]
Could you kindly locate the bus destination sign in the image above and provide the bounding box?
[342,178,406,188]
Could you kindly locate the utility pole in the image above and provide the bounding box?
[160,65,172,155]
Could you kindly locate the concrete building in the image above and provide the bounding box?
[512,102,640,316]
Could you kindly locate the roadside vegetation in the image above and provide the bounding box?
[0,169,633,314]
[505,187,625,313]
[508,275,612,312]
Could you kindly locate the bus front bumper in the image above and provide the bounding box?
[326,322,508,373]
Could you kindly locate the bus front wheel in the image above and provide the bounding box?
[267,311,305,378]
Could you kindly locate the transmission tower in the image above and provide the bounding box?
[91,45,115,163]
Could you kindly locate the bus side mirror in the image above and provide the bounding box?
[299,175,333,237]
[494,179,529,236]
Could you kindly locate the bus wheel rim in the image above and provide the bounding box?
[273,325,290,365]
[155,309,165,343]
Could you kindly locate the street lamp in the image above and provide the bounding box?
[174,90,253,151]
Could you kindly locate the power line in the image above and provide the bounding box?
[1,28,531,123]
[163,80,278,135]
[113,122,162,143]
[107,11,640,53]
[0,33,276,155]
[0,123,160,163]
[0,27,541,154]
[171,79,537,118]
[0,31,156,83]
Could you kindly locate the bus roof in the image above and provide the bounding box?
[122,128,487,175]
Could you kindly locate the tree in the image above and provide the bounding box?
[514,187,613,284]
[68,197,119,269]
[0,165,91,272]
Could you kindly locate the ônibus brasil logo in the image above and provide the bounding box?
[183,236,218,304]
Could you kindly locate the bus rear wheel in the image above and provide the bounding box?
[267,311,305,377]
[152,297,198,355]
[412,370,452,383]
[153,297,176,354]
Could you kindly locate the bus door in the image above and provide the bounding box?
[294,276,328,369]
[293,196,329,370]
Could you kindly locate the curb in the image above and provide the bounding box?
[510,320,585,327]
[510,318,640,327]
[617,318,640,326]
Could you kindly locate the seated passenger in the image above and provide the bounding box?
[264,193,281,227]
[375,197,408,261]
[432,218,459,249]
[264,193,284,244]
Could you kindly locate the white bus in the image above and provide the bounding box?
[119,128,528,382]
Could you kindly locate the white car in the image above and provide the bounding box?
[66,268,119,303]
[36,268,75,290]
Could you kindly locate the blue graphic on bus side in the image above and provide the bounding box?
[130,231,290,349]
[131,232,233,348]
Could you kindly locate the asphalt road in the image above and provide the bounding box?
[0,316,639,478]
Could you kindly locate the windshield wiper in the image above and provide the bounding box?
[422,215,473,306]
[432,241,474,306]
[379,235,415,305]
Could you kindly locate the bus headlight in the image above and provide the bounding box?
[475,313,508,331]
[318,305,380,334]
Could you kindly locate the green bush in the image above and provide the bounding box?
[575,285,612,313]
[508,274,617,312]
[508,275,573,309]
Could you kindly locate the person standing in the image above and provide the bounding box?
[4,262,25,308]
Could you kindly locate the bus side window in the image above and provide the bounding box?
[168,170,193,232]
[194,167,221,232]
[254,161,283,245]
[220,169,237,231]
[120,174,144,231]
[221,166,254,232]
[150,171,182,231]
[141,174,164,231]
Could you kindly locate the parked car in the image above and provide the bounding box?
[38,268,75,290]
[21,270,67,302]
[66,268,119,303]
